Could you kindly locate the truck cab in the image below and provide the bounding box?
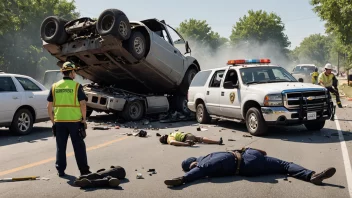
[291,64,317,83]
[187,59,334,136]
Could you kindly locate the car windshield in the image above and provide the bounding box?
[292,66,315,74]
[240,66,297,85]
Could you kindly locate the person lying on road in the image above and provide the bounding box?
[159,131,223,146]
[164,148,336,187]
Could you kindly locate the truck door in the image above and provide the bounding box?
[219,69,241,118]
[205,70,224,115]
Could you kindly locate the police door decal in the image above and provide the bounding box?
[230,92,235,104]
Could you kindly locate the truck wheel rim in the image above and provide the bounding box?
[102,15,114,31]
[134,37,144,55]
[18,112,30,132]
[44,21,56,38]
[248,113,258,131]
[119,21,128,37]
[197,107,203,121]
[129,103,142,119]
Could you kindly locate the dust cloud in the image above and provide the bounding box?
[186,39,295,72]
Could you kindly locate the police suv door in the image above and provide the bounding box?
[204,70,224,115]
[219,69,241,118]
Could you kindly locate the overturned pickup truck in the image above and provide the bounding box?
[40,9,200,120]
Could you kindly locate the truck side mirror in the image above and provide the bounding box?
[298,78,304,83]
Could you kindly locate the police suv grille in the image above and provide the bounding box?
[284,91,327,110]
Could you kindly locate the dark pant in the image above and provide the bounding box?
[55,122,89,174]
[239,148,314,181]
[326,86,341,104]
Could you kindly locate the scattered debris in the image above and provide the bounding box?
[197,127,208,131]
[120,133,133,136]
[136,173,143,179]
[159,111,195,123]
[114,126,120,129]
[228,139,236,141]
[283,178,288,181]
[232,131,236,133]
[0,176,50,182]
[133,130,148,137]
[147,169,155,172]
[92,126,110,130]
[156,133,161,136]
[243,135,252,138]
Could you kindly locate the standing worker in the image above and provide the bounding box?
[318,63,343,108]
[311,67,319,84]
[47,62,91,177]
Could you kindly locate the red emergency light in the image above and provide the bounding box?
[227,59,271,65]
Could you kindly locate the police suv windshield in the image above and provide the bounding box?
[240,66,297,85]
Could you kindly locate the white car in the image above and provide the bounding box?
[187,59,334,136]
[0,71,50,135]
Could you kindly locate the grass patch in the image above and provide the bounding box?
[338,84,352,98]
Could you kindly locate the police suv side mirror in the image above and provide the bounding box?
[298,78,304,83]
[224,81,238,89]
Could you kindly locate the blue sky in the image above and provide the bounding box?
[74,0,326,50]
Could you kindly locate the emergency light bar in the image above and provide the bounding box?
[227,59,271,65]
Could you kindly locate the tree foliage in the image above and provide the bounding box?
[176,19,227,51]
[0,0,79,80]
[230,10,291,54]
[291,34,332,66]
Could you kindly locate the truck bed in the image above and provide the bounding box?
[43,35,177,94]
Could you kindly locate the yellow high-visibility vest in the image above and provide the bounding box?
[52,79,82,122]
[318,73,334,87]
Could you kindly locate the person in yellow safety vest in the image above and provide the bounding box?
[159,131,223,146]
[311,68,319,84]
[47,62,91,177]
[318,63,343,108]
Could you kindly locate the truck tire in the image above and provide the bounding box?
[96,9,131,40]
[124,31,146,60]
[122,100,145,121]
[180,67,198,94]
[9,109,34,136]
[304,120,325,131]
[40,16,68,45]
[175,95,191,115]
[196,103,211,124]
[245,107,268,136]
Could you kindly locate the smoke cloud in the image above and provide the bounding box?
[186,39,295,72]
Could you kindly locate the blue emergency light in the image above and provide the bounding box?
[227,59,271,65]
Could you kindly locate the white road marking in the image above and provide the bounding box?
[334,115,352,197]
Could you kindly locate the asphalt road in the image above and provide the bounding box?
[0,103,352,198]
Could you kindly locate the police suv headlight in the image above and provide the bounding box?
[264,94,283,106]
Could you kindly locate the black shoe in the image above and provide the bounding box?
[164,177,184,186]
[80,170,92,176]
[74,178,92,188]
[57,171,66,177]
[310,167,336,185]
[338,103,343,108]
[108,178,121,187]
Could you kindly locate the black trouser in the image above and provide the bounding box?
[326,86,341,104]
[239,149,314,181]
[55,122,89,174]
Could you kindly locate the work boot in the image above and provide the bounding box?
[164,177,184,186]
[80,170,92,176]
[337,102,343,108]
[108,178,120,187]
[74,178,92,188]
[310,167,336,185]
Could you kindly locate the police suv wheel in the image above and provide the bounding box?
[10,109,34,136]
[196,103,211,124]
[304,120,325,131]
[245,107,267,136]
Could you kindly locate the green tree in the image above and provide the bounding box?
[310,0,352,71]
[230,10,290,53]
[292,34,332,67]
[0,0,79,79]
[177,19,227,51]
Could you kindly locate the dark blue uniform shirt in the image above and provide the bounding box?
[184,152,237,182]
[47,77,86,102]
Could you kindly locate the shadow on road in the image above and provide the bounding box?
[169,175,345,190]
[0,126,52,147]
